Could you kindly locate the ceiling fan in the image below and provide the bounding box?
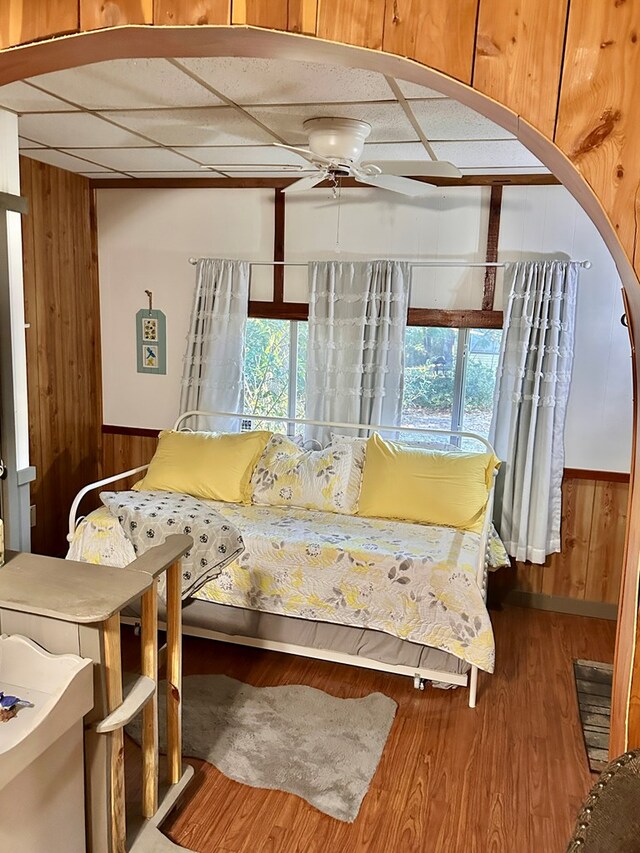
[275,117,462,196]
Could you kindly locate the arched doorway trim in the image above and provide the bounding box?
[1,24,637,754]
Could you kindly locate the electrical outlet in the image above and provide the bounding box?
[30,504,36,527]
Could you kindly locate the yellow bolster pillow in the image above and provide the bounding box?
[357,433,500,532]
[136,429,271,504]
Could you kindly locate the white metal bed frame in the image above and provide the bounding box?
[68,410,497,708]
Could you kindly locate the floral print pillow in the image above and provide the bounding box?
[249,434,355,514]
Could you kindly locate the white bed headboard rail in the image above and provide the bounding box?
[173,410,496,454]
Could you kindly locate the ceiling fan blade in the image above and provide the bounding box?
[282,172,329,194]
[273,142,334,167]
[200,164,311,173]
[361,160,462,178]
[354,173,434,196]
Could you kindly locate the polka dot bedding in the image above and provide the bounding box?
[99,490,245,600]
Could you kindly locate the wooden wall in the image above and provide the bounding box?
[512,474,628,611]
[20,157,102,557]
[102,427,157,486]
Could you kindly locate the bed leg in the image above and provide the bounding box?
[469,666,478,708]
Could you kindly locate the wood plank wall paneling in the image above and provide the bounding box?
[102,430,158,489]
[514,476,628,607]
[556,0,640,273]
[473,0,570,138]
[233,0,288,28]
[288,0,318,35]
[81,0,153,30]
[316,0,386,50]
[0,0,78,49]
[383,0,479,84]
[154,0,230,25]
[20,157,102,557]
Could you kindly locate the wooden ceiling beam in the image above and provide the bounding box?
[88,173,559,190]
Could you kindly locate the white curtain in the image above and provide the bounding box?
[179,258,249,431]
[305,260,410,444]
[489,260,578,563]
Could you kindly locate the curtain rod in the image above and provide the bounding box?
[188,257,592,269]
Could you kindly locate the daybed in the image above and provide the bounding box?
[67,412,507,707]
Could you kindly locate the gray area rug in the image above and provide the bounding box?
[127,674,397,822]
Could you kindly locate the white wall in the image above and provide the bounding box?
[97,183,632,472]
[498,186,632,472]
[284,186,490,309]
[99,188,274,429]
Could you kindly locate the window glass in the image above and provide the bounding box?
[243,318,501,445]
[296,321,308,420]
[243,318,290,422]
[462,328,503,439]
[401,325,502,446]
[402,326,458,444]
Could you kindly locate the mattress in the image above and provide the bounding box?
[69,499,506,672]
[124,596,469,677]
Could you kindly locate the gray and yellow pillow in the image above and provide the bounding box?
[250,434,359,514]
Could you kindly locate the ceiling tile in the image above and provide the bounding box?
[360,142,433,161]
[431,140,545,169]
[18,136,46,149]
[80,172,129,178]
[102,107,275,146]
[409,99,514,141]
[61,147,198,171]
[27,59,224,110]
[396,79,448,99]
[247,103,418,145]
[20,149,113,172]
[461,165,551,175]
[126,171,232,178]
[216,169,316,177]
[174,145,314,168]
[18,112,155,148]
[0,81,76,113]
[177,57,396,104]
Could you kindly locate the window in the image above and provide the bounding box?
[243,318,500,442]
[402,327,502,443]
[243,318,307,427]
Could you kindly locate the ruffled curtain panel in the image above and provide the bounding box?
[179,258,250,431]
[305,260,410,444]
[489,260,578,564]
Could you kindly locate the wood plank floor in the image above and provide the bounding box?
[123,606,616,853]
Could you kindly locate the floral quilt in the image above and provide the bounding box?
[68,497,509,673]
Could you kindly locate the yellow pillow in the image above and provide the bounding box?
[358,433,499,532]
[136,430,271,503]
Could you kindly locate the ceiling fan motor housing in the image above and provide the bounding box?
[302,117,372,165]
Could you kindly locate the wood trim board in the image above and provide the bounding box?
[88,175,561,190]
[273,187,285,303]
[481,185,503,311]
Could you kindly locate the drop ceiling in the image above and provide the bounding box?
[0,57,548,180]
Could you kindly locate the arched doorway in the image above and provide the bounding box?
[0,18,637,761]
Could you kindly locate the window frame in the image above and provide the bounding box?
[245,308,503,438]
[243,316,306,434]
[402,325,502,440]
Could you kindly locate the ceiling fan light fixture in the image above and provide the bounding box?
[302,117,372,163]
